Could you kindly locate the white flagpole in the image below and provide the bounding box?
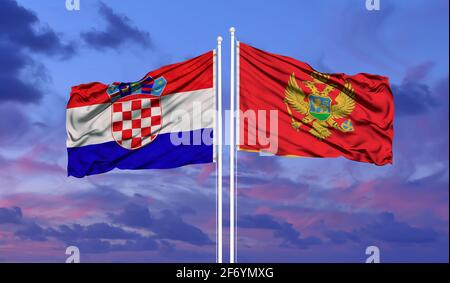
[216,36,223,264]
[235,40,240,263]
[229,27,236,263]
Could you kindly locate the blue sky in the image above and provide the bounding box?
[0,0,448,262]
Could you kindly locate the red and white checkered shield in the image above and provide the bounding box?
[111,95,162,150]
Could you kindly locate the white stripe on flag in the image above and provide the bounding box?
[66,88,215,148]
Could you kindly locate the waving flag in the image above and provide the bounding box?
[238,43,393,165]
[67,51,216,177]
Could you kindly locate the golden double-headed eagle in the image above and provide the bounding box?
[283,71,356,140]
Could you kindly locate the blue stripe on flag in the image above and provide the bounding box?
[67,129,213,178]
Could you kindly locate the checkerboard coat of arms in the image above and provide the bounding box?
[106,76,167,150]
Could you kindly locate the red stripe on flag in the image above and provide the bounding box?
[67,51,214,109]
[145,51,214,96]
[67,82,110,109]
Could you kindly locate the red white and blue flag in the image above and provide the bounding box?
[66,51,216,178]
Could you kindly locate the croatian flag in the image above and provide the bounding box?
[66,51,216,178]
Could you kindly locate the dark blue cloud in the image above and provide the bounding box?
[0,104,31,144]
[152,210,213,246]
[116,237,159,252]
[0,44,44,103]
[13,201,212,251]
[67,239,112,254]
[15,220,159,253]
[0,206,22,224]
[0,0,75,103]
[49,223,159,254]
[361,212,438,244]
[112,204,153,228]
[324,212,438,245]
[81,1,152,51]
[391,61,443,117]
[392,81,437,116]
[46,222,142,241]
[16,221,142,242]
[239,214,322,249]
[274,222,322,249]
[239,214,282,230]
[15,222,47,241]
[324,230,360,245]
[113,204,213,246]
[0,0,75,57]
[69,185,134,210]
[60,238,158,254]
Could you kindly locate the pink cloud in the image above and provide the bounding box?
[0,193,102,222]
[240,183,307,202]
[196,163,215,185]
[0,237,65,263]
[328,178,449,223]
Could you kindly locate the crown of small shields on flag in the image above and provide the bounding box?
[107,76,167,150]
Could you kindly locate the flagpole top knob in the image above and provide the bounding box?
[229,27,236,34]
[217,36,223,44]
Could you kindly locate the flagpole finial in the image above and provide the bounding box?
[217,36,223,44]
[229,27,236,35]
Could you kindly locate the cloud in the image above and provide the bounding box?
[360,212,438,244]
[3,184,215,257]
[0,105,30,145]
[239,214,322,249]
[324,212,438,245]
[152,210,213,246]
[16,222,113,242]
[0,147,65,177]
[274,222,322,249]
[81,2,152,51]
[111,204,153,228]
[0,0,75,104]
[392,80,436,116]
[14,203,212,253]
[405,61,436,81]
[45,222,142,241]
[324,230,360,245]
[0,206,22,224]
[15,222,47,241]
[15,221,159,253]
[239,214,282,230]
[238,153,282,176]
[239,177,308,202]
[327,166,449,223]
[113,204,213,246]
[391,62,443,116]
[0,44,44,103]
[0,0,75,57]
[69,238,158,254]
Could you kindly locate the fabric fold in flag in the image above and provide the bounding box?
[238,43,394,165]
[66,51,216,177]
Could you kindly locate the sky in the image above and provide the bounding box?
[0,0,448,262]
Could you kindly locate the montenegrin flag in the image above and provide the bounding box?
[238,43,394,165]
[67,51,216,177]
